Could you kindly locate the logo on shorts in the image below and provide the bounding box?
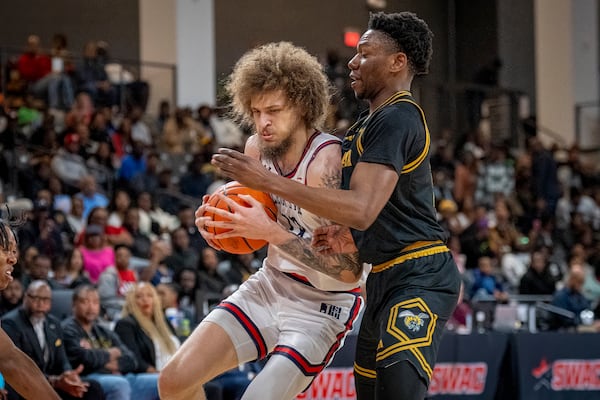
[320,303,342,319]
[398,310,430,332]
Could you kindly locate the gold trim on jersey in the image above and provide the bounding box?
[371,240,449,273]
[397,99,430,174]
[354,362,377,379]
[347,92,431,176]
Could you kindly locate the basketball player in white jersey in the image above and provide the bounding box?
[158,42,367,400]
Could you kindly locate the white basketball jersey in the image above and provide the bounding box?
[262,132,368,291]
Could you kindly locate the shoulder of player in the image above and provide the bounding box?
[367,102,424,133]
[306,141,341,189]
[374,101,422,122]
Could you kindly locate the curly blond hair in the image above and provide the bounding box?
[226,41,331,130]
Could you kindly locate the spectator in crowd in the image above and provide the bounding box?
[21,253,61,290]
[17,34,74,111]
[172,267,202,322]
[128,151,161,198]
[61,247,93,289]
[117,140,146,187]
[459,204,494,269]
[97,244,138,321]
[528,136,561,218]
[155,282,195,328]
[550,264,592,329]
[138,240,172,286]
[62,285,159,400]
[221,252,262,287]
[197,247,230,298]
[161,108,208,155]
[51,133,89,191]
[75,41,115,108]
[453,149,480,209]
[14,245,39,284]
[79,224,115,284]
[469,256,509,302]
[176,206,207,251]
[114,282,180,372]
[121,207,153,259]
[155,100,171,135]
[126,106,152,146]
[84,206,133,248]
[519,249,558,295]
[0,279,24,317]
[2,280,104,400]
[75,174,109,221]
[475,142,515,208]
[18,198,65,259]
[106,189,132,229]
[66,195,86,238]
[163,227,199,275]
[135,191,178,241]
[210,106,246,150]
[178,153,212,199]
[111,117,132,161]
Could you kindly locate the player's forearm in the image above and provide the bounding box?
[274,235,362,284]
[264,173,368,230]
[1,347,61,399]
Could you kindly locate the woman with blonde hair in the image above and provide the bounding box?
[114,282,179,372]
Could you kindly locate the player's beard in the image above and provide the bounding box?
[259,133,294,161]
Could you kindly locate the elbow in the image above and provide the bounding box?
[348,212,377,231]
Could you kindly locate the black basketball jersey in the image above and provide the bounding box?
[341,91,446,265]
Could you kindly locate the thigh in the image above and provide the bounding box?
[162,320,240,387]
[376,361,427,400]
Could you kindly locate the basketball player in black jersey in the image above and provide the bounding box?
[213,12,461,400]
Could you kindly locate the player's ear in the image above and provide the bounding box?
[389,52,407,73]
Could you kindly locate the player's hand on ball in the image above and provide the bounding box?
[205,193,277,241]
[195,196,223,250]
[312,225,358,254]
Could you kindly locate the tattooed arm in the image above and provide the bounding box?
[274,230,362,284]
[274,142,363,283]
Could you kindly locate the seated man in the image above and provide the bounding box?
[97,244,138,321]
[1,280,103,400]
[61,284,159,400]
[550,265,591,329]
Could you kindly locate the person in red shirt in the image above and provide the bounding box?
[17,34,74,110]
[97,244,138,321]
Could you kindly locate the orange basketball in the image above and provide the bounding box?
[202,181,277,254]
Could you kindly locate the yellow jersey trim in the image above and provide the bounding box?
[371,240,449,273]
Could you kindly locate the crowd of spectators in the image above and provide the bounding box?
[432,128,600,332]
[0,33,260,400]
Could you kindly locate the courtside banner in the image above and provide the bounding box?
[428,332,508,399]
[296,332,509,400]
[514,332,600,400]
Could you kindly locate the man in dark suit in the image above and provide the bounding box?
[1,280,104,400]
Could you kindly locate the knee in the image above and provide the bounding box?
[158,369,178,398]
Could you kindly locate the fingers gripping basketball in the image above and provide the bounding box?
[203,181,277,254]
